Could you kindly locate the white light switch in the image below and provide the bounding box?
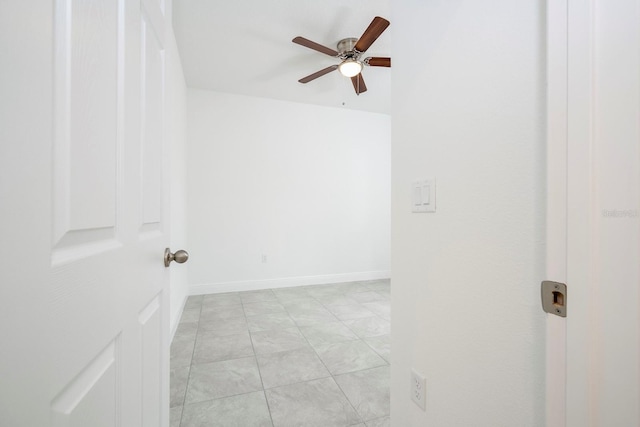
[413,186,422,206]
[422,184,430,204]
[412,178,436,213]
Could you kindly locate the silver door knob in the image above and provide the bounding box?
[164,248,189,267]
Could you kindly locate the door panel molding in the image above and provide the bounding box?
[139,10,165,236]
[52,0,123,263]
[51,338,120,427]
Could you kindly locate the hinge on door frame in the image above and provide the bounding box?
[541,281,567,317]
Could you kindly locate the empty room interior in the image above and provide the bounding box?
[170,2,393,425]
[2,0,639,426]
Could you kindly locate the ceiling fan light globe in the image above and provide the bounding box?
[338,60,363,77]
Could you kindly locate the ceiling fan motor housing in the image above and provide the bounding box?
[337,37,360,59]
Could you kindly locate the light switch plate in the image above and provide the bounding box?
[412,178,436,213]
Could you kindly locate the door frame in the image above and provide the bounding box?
[545,1,633,425]
[546,1,568,426]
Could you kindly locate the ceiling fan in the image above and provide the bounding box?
[292,16,391,95]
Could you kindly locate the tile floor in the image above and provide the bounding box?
[170,280,391,427]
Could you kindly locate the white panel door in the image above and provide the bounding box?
[547,0,640,426]
[0,0,170,425]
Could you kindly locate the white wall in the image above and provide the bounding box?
[391,1,546,426]
[187,90,390,294]
[165,23,189,336]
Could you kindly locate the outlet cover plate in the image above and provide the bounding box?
[411,369,426,410]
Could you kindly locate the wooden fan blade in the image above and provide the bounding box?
[298,65,338,83]
[292,36,339,56]
[354,17,390,53]
[366,57,391,67]
[351,73,368,95]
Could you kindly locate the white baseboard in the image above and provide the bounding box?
[189,270,391,295]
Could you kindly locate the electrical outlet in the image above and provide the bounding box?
[411,369,426,410]
[261,254,267,263]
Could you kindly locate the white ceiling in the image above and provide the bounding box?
[173,0,391,114]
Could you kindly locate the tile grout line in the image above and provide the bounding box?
[178,295,204,427]
[288,291,370,425]
[313,285,391,424]
[276,288,362,423]
[241,291,277,427]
